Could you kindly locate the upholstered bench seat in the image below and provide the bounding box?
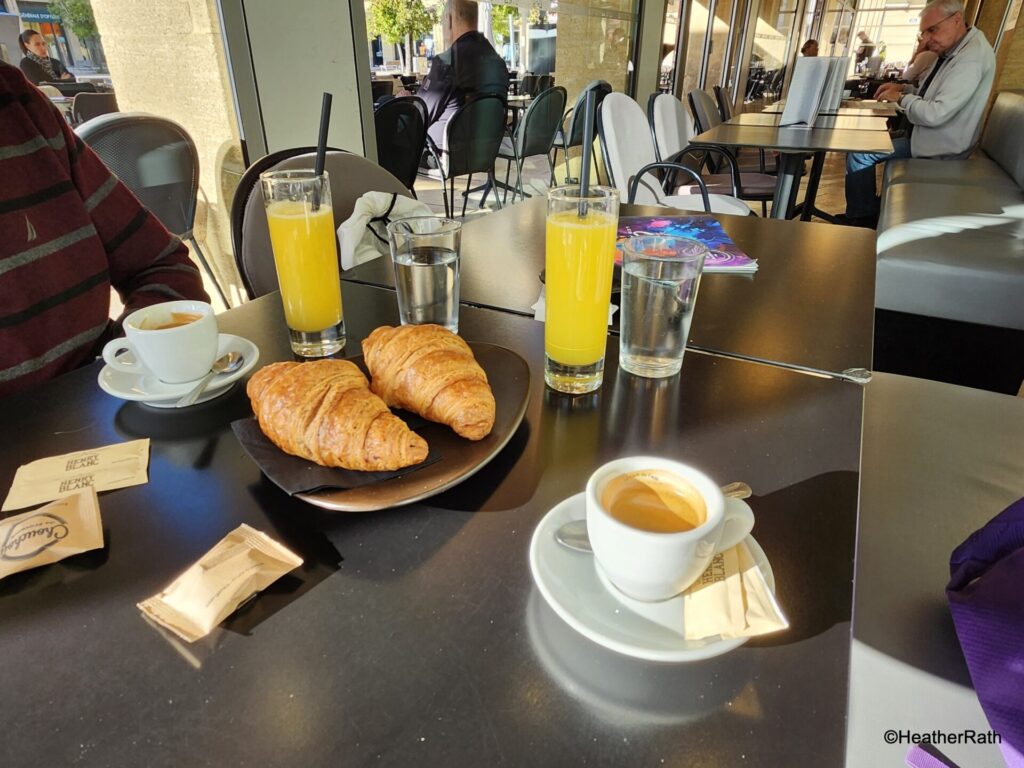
[876,91,1024,333]
[883,156,1021,193]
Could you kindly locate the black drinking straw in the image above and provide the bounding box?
[312,92,333,211]
[577,89,596,218]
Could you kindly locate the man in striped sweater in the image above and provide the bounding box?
[0,62,209,398]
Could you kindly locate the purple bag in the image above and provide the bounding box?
[943,496,1024,768]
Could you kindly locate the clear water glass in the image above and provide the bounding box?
[387,217,462,333]
[620,235,707,378]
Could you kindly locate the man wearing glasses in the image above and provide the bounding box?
[842,0,994,227]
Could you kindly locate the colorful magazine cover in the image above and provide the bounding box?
[616,215,758,273]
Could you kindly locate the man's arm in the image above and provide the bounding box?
[900,60,984,128]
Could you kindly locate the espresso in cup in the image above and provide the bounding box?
[586,457,754,601]
[102,301,218,384]
[138,311,204,331]
[601,469,706,533]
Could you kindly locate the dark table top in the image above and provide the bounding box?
[342,200,876,379]
[1,283,863,767]
[691,122,894,154]
[729,112,889,132]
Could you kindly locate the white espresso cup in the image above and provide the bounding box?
[102,301,218,384]
[586,456,755,602]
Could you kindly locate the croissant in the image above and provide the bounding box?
[362,325,496,441]
[246,359,428,471]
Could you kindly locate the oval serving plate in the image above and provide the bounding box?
[296,342,531,512]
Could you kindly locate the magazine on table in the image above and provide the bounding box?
[616,215,758,274]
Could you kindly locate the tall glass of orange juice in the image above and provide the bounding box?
[545,186,620,393]
[260,170,345,357]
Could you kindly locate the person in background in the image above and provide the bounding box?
[417,0,509,148]
[0,62,209,398]
[801,39,819,57]
[855,31,876,67]
[903,34,939,83]
[841,0,995,227]
[18,30,75,86]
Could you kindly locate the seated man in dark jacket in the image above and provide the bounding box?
[418,0,509,148]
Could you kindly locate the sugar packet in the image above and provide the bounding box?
[2,439,149,511]
[0,489,103,580]
[138,524,303,643]
[683,541,789,640]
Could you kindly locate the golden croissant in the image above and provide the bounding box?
[246,359,429,471]
[362,325,496,441]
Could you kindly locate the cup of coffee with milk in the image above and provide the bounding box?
[586,456,754,601]
[102,300,218,383]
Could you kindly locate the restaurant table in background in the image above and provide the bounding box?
[848,373,1024,767]
[342,200,876,380]
[690,122,894,220]
[0,283,863,766]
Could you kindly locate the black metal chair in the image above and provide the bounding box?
[75,112,228,306]
[520,74,538,97]
[712,85,734,121]
[426,94,507,218]
[497,86,567,202]
[231,148,411,299]
[374,96,428,195]
[552,80,612,184]
[535,74,554,94]
[72,92,119,124]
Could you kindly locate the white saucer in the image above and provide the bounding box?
[98,334,259,408]
[529,492,775,663]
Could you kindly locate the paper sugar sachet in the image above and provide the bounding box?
[683,541,788,640]
[2,439,149,511]
[138,524,303,643]
[598,540,788,641]
[0,489,103,580]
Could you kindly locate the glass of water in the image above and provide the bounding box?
[386,217,462,332]
[619,235,707,378]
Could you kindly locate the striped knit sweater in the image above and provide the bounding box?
[0,63,208,398]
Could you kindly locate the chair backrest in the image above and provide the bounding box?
[76,112,199,236]
[565,80,613,149]
[72,92,119,124]
[649,93,694,162]
[442,94,507,178]
[688,89,721,134]
[374,96,428,190]
[232,149,411,299]
[713,85,733,121]
[37,84,62,98]
[514,86,567,158]
[597,92,663,205]
[980,91,1024,189]
[536,74,554,94]
[521,74,538,97]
